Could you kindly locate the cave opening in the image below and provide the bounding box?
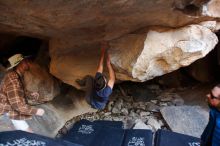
[0,33,44,68]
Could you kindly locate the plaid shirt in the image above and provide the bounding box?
[0,70,37,120]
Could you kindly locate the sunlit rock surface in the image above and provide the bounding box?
[202,0,220,18]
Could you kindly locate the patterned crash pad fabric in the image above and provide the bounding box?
[62,119,125,146]
[122,129,153,146]
[0,130,82,146]
[154,129,201,146]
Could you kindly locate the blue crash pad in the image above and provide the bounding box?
[62,119,125,146]
[122,129,153,146]
[0,130,82,146]
[155,129,201,146]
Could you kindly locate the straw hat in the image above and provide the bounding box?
[7,54,26,70]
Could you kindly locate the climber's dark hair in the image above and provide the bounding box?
[94,75,107,91]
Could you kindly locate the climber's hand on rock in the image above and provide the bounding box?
[30,92,39,99]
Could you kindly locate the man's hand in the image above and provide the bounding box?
[207,94,220,107]
[36,108,45,116]
[30,92,39,99]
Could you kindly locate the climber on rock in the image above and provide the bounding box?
[0,54,45,133]
[76,41,115,110]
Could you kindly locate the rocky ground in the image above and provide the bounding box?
[0,69,210,138]
[57,83,209,138]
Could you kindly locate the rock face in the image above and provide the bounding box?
[114,24,218,81]
[50,24,218,87]
[0,0,218,39]
[0,0,220,87]
[24,63,60,104]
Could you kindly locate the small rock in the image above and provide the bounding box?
[124,119,136,129]
[140,111,150,117]
[150,100,158,104]
[104,117,112,121]
[107,101,114,111]
[159,102,168,106]
[146,103,160,112]
[144,102,151,106]
[113,98,123,110]
[139,102,146,109]
[172,97,184,106]
[93,115,100,120]
[136,109,141,114]
[112,116,122,121]
[104,112,111,116]
[112,107,121,114]
[124,102,132,109]
[60,127,68,135]
[133,102,145,109]
[129,111,139,119]
[121,108,129,115]
[147,117,161,131]
[133,119,153,130]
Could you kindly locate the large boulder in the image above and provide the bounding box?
[50,24,218,88]
[24,63,60,103]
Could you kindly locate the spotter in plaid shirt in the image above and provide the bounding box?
[0,70,38,120]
